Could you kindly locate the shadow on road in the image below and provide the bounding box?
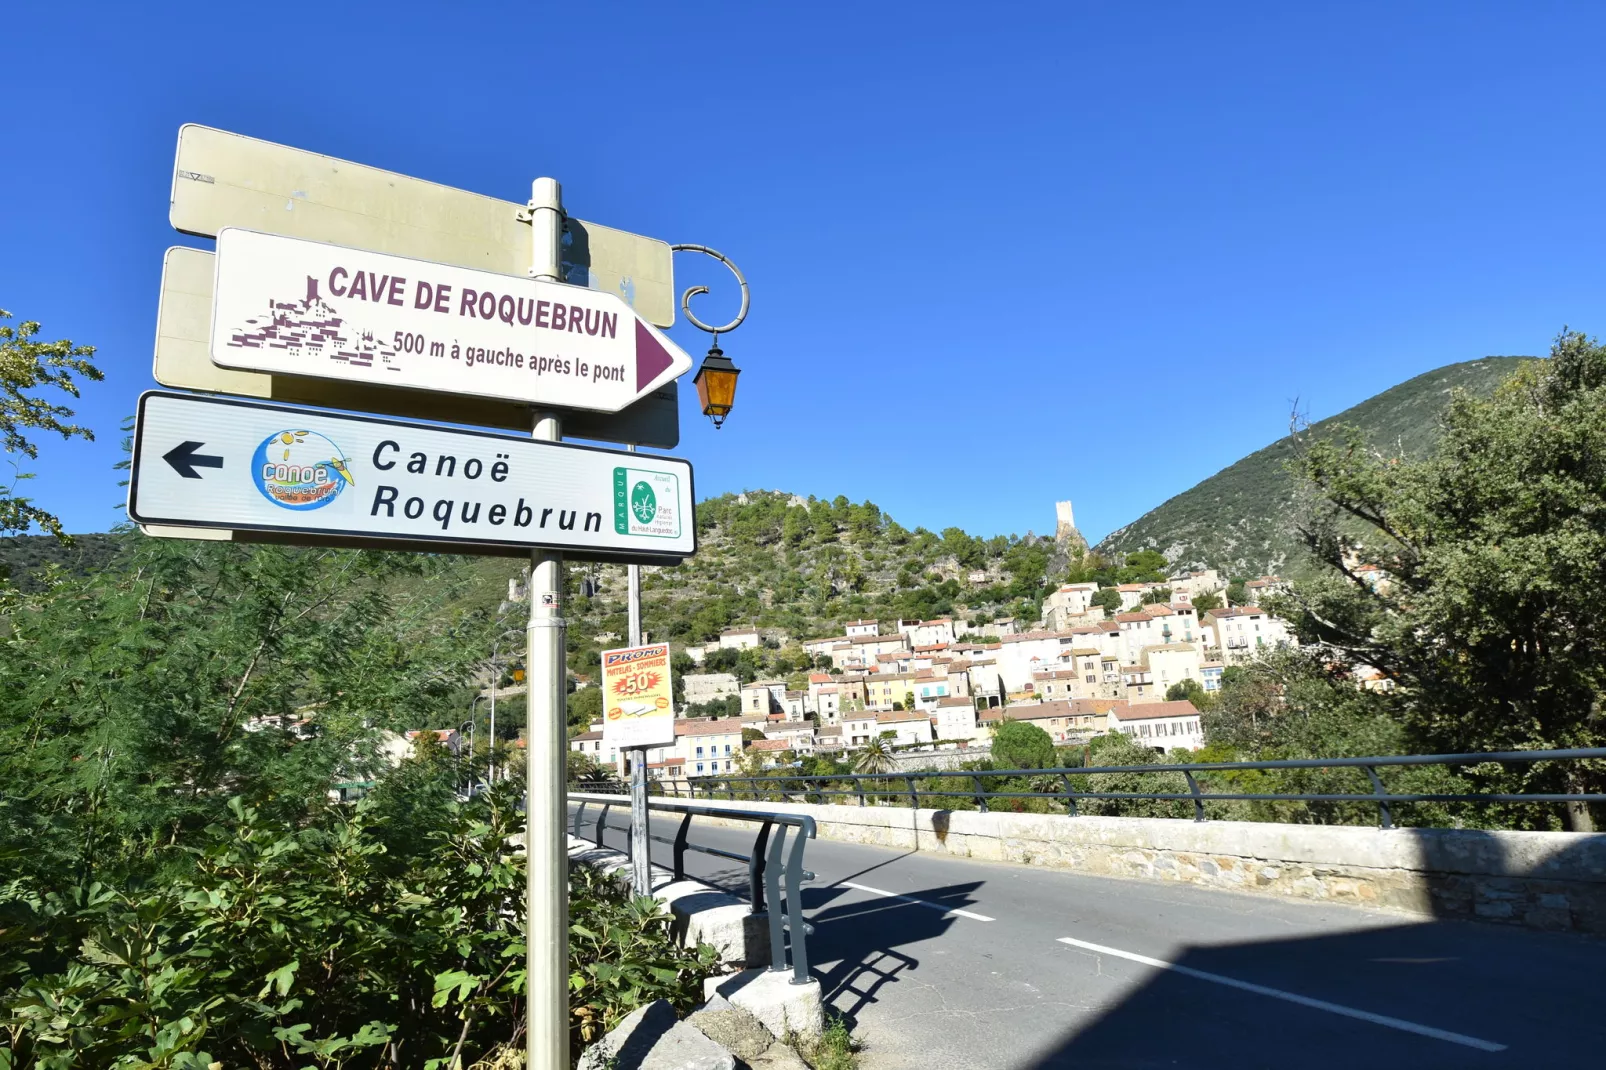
[801,879,987,1022]
[1021,829,1606,1070]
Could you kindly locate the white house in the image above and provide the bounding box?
[1204,606,1295,664]
[718,627,762,651]
[1146,643,1204,697]
[933,695,980,741]
[1108,700,1204,752]
[845,619,880,638]
[899,617,957,648]
[876,709,934,747]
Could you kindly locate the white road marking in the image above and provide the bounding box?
[839,881,995,922]
[1056,936,1506,1052]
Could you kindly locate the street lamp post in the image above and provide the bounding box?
[671,244,749,428]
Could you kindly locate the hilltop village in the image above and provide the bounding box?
[569,563,1303,780]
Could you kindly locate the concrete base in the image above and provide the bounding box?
[569,837,770,968]
[702,969,824,1040]
[576,998,735,1070]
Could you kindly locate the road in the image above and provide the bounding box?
[568,805,1605,1070]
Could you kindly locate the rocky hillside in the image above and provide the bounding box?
[1095,356,1535,579]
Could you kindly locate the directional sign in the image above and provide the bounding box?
[210,229,691,415]
[170,123,675,327]
[128,392,696,563]
[154,246,680,447]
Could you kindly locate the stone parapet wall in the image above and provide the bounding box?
[691,799,1606,934]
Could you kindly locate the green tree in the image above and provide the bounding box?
[991,720,1056,770]
[1292,331,1606,829]
[1090,587,1123,617]
[1191,591,1222,615]
[853,737,897,774]
[568,684,603,730]
[1164,678,1215,711]
[1226,579,1248,605]
[0,310,102,537]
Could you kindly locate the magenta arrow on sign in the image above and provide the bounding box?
[635,319,677,394]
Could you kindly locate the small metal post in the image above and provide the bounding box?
[972,774,988,813]
[855,776,868,807]
[672,812,692,881]
[573,800,587,838]
[904,775,918,809]
[784,825,812,983]
[593,804,609,848]
[1183,770,1206,822]
[1060,773,1078,816]
[629,748,651,895]
[764,827,788,973]
[1363,765,1395,829]
[749,820,773,913]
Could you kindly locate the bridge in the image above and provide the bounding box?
[568,750,1606,1069]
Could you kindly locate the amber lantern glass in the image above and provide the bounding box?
[692,344,741,428]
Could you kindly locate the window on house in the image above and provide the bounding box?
[695,746,704,757]
[696,763,704,773]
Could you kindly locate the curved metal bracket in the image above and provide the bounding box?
[670,243,750,336]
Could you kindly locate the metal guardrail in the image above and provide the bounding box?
[567,788,817,983]
[672,747,1606,830]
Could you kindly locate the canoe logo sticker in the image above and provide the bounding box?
[251,429,354,510]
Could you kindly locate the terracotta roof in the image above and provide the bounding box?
[746,739,792,751]
[1205,606,1265,620]
[1115,612,1150,623]
[876,709,931,723]
[1116,583,1146,592]
[808,673,832,683]
[1111,700,1200,722]
[1142,604,1175,617]
[675,718,743,737]
[850,633,907,646]
[1032,669,1080,681]
[569,730,604,742]
[998,630,1070,644]
[846,619,878,626]
[936,696,975,708]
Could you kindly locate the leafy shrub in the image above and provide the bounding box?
[1,783,716,1068]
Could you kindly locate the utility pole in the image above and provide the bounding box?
[525,176,568,1070]
[626,498,652,894]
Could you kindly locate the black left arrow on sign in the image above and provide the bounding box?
[163,441,224,479]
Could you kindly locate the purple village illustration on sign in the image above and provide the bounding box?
[227,277,401,370]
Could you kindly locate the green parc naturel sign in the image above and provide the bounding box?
[613,467,682,539]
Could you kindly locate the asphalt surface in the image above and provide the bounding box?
[567,805,1605,1070]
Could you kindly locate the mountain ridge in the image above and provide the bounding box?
[1094,356,1536,578]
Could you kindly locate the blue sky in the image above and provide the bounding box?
[5,1,1605,544]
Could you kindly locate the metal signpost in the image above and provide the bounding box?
[599,641,676,894]
[138,125,748,1070]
